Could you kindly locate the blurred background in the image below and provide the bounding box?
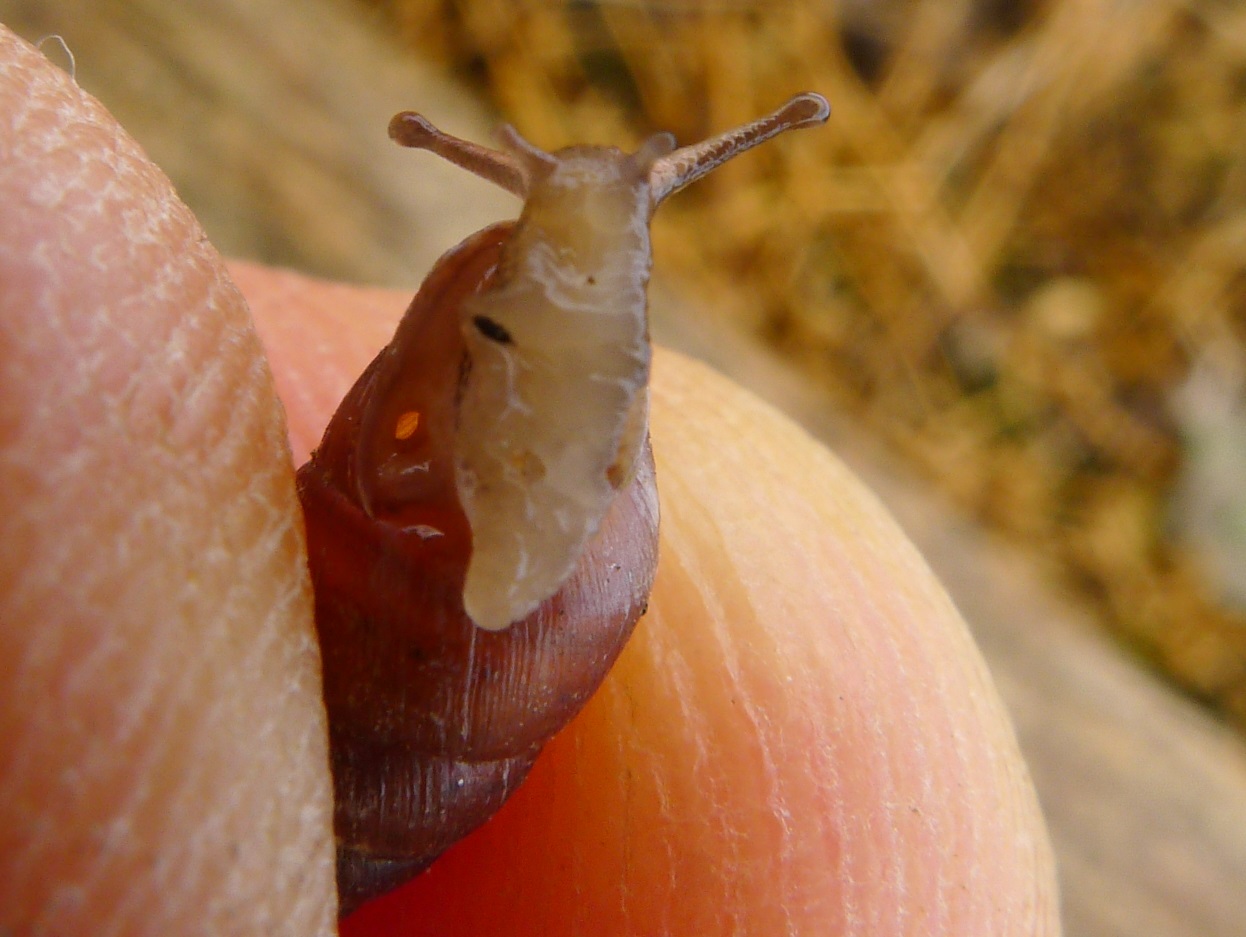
[3,1,1246,934]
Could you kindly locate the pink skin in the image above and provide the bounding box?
[0,26,1059,937]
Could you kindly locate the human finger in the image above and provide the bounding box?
[0,28,337,935]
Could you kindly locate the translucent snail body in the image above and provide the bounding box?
[450,146,657,632]
[295,93,829,914]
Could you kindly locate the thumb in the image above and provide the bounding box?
[0,27,336,935]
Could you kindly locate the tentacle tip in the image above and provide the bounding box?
[495,123,557,177]
[389,111,437,148]
[784,92,831,127]
[630,131,678,175]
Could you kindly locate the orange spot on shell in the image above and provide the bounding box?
[394,410,420,440]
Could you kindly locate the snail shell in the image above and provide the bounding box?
[295,93,829,915]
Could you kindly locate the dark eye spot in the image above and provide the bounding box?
[473,315,514,345]
[586,275,597,286]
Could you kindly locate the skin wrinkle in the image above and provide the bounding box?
[894,559,1035,932]
[683,550,749,907]
[630,620,683,936]
[185,328,261,460]
[591,594,650,931]
[644,484,790,934]
[110,629,228,925]
[597,677,634,937]
[792,485,892,932]
[657,353,1026,937]
[892,600,956,937]
[61,613,161,777]
[720,493,841,931]
[932,570,1036,932]
[866,579,924,935]
[680,488,799,935]
[918,598,982,933]
[656,372,815,932]
[160,320,234,454]
[646,546,728,902]
[57,672,179,931]
[835,601,891,934]
[796,407,1024,932]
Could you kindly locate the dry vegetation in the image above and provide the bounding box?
[371,0,1246,727]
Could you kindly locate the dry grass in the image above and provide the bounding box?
[370,0,1246,727]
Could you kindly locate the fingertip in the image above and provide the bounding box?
[645,351,1059,933]
[0,28,336,934]
[343,350,1058,935]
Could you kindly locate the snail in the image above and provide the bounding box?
[295,92,830,915]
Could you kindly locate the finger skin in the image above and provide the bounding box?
[0,28,336,936]
[238,262,1061,936]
